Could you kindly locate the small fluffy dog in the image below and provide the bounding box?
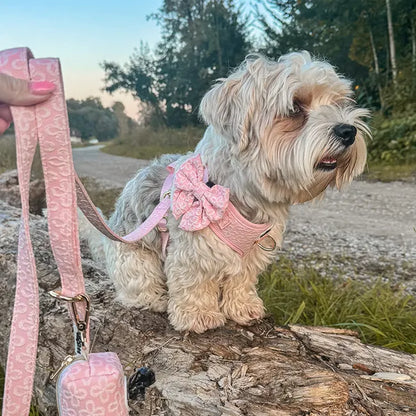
[85,51,369,333]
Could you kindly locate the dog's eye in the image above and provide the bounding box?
[290,102,303,116]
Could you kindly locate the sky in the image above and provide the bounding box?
[1,0,165,119]
[1,1,264,120]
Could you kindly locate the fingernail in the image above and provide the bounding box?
[0,118,11,134]
[29,81,56,95]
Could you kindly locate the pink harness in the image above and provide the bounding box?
[77,154,275,257]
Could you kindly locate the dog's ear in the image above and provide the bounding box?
[199,76,247,148]
[199,56,272,152]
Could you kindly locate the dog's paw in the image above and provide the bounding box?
[221,296,265,326]
[169,307,226,333]
[118,292,168,313]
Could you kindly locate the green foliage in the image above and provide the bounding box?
[102,126,204,159]
[256,0,416,112]
[365,161,416,182]
[259,258,416,353]
[102,0,250,127]
[370,113,416,162]
[67,97,119,141]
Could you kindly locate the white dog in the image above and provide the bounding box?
[83,52,369,333]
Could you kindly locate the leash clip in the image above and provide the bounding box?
[49,290,91,355]
[49,290,91,332]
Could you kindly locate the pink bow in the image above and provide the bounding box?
[170,155,229,231]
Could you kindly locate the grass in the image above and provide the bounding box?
[0,135,16,175]
[259,257,416,354]
[0,135,45,179]
[101,125,204,159]
[364,160,416,182]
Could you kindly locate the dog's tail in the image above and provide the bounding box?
[77,207,106,263]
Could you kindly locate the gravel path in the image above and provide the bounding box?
[73,146,416,291]
[72,145,149,188]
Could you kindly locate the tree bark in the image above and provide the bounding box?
[1,200,416,415]
[386,0,397,85]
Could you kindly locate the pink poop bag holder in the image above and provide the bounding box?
[0,47,153,416]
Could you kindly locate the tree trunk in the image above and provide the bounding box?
[1,200,416,415]
[369,25,384,109]
[386,0,397,85]
[411,14,416,91]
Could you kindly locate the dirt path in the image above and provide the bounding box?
[72,145,149,188]
[73,145,416,290]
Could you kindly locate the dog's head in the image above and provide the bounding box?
[199,52,369,204]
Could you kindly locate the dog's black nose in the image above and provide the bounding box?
[333,124,357,146]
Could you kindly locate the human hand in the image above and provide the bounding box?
[0,73,55,135]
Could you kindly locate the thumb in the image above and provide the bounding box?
[0,73,55,106]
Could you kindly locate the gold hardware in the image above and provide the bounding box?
[50,355,79,381]
[49,291,91,332]
[162,190,171,199]
[49,290,80,302]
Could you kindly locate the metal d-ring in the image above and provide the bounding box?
[257,235,277,252]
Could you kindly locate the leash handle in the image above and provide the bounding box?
[0,48,87,416]
[1,47,39,416]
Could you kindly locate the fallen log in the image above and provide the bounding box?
[0,200,415,415]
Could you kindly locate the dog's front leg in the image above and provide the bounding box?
[220,264,265,326]
[164,250,226,333]
[105,241,168,312]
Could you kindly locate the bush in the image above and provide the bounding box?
[102,126,204,159]
[369,114,416,163]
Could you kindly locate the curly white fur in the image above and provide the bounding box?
[82,52,369,333]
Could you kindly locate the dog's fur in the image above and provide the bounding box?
[83,52,369,333]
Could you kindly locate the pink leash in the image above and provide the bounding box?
[75,174,172,245]
[0,47,89,416]
[1,45,275,416]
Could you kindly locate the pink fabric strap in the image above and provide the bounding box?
[75,173,172,243]
[209,203,272,257]
[0,48,87,416]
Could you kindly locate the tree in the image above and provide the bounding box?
[111,101,139,138]
[386,0,397,85]
[256,0,416,112]
[102,0,250,128]
[67,98,119,141]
